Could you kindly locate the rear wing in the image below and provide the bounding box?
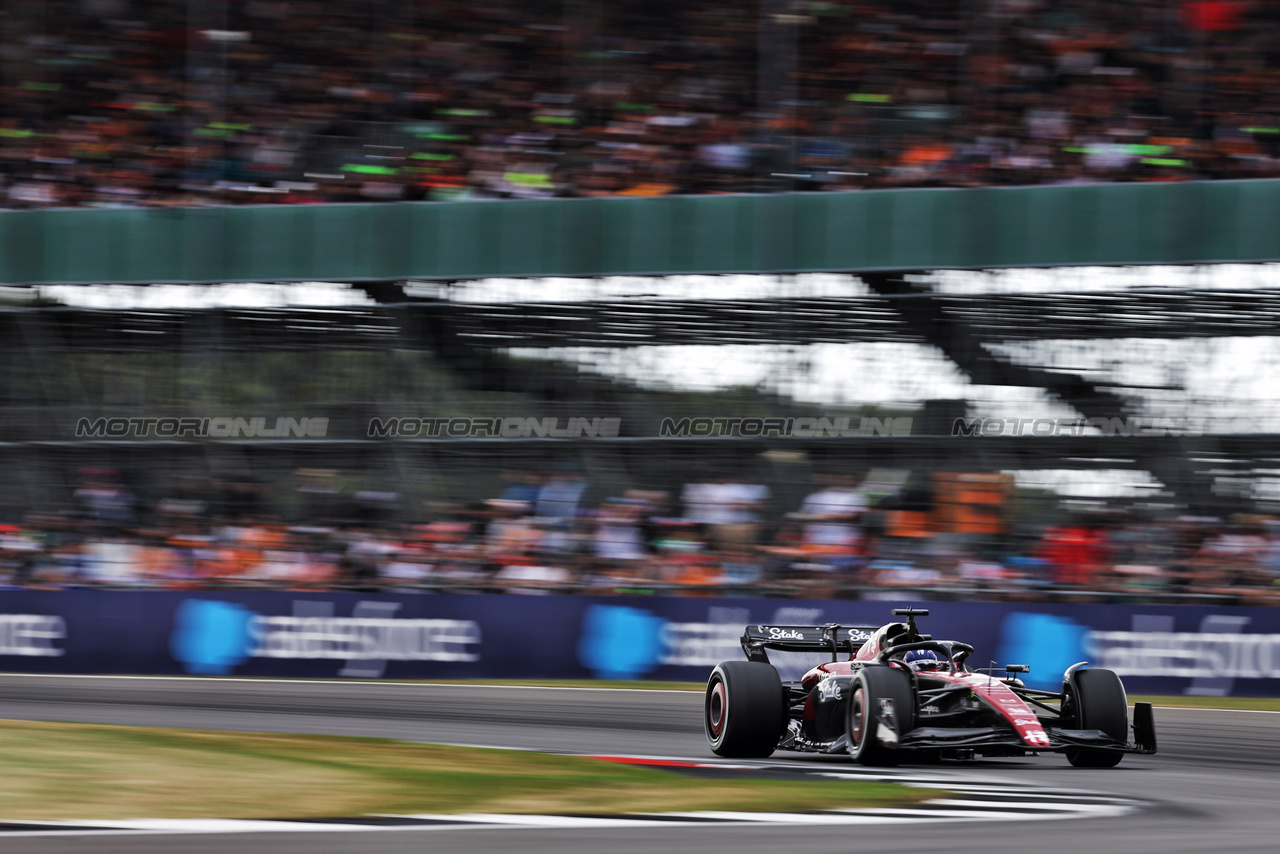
[741,624,880,664]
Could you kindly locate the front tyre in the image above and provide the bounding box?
[847,666,915,766]
[705,661,785,758]
[1065,668,1128,768]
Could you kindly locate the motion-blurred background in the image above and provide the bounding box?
[4,0,1280,607]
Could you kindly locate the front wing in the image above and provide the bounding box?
[895,702,1157,755]
[898,725,1156,755]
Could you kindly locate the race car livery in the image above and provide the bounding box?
[704,608,1157,766]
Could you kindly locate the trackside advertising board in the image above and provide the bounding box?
[1,590,1279,697]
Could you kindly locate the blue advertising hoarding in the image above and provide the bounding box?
[1,590,1278,697]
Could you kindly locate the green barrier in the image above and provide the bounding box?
[4,180,1280,285]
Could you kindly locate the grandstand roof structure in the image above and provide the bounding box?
[3,275,1277,503]
[6,180,1280,514]
[7,284,1280,351]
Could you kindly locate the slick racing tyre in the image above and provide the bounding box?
[1065,668,1128,768]
[847,666,915,766]
[705,661,785,758]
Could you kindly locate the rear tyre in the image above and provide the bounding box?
[847,666,915,766]
[705,661,785,758]
[1065,668,1128,768]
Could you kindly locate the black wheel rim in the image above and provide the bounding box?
[708,680,726,739]
[850,686,866,749]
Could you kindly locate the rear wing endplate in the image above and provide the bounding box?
[741,624,880,664]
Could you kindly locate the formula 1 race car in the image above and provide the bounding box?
[704,608,1157,767]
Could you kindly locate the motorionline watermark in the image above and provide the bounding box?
[952,416,1204,438]
[76,417,329,439]
[659,416,914,438]
[367,416,622,438]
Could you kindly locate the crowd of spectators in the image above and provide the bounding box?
[3,466,1279,605]
[5,0,1280,208]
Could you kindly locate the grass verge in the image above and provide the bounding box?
[1130,695,1280,712]
[0,720,938,822]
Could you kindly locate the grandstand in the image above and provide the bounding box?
[5,0,1280,204]
[2,2,1280,603]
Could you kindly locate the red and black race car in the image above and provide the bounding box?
[705,608,1157,767]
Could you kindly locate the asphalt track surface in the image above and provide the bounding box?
[1,675,1279,854]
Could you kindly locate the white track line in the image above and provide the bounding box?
[1,802,1138,838]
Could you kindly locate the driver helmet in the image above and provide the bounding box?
[903,648,942,672]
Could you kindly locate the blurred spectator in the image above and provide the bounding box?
[5,462,1280,605]
[493,562,572,594]
[535,468,588,523]
[1037,516,1113,587]
[592,499,650,562]
[13,0,1280,209]
[74,469,135,526]
[796,474,866,555]
[717,547,764,586]
[498,470,543,505]
[681,477,769,548]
